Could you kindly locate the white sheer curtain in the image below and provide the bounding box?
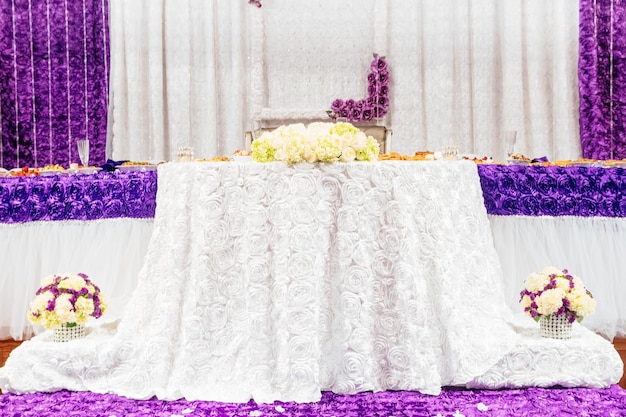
[107,0,580,162]
[108,0,250,162]
[388,0,580,160]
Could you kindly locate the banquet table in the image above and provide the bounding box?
[0,160,522,402]
[1,163,626,341]
[0,161,622,403]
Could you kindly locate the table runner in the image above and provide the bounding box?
[478,164,626,217]
[0,171,157,223]
[3,164,626,224]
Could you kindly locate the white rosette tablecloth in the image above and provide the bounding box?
[0,160,620,403]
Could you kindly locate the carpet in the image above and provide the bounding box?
[1,386,626,417]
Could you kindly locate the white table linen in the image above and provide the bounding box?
[1,161,523,402]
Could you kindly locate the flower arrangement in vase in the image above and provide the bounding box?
[251,121,380,164]
[28,273,108,341]
[519,267,596,339]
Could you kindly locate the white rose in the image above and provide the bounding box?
[339,147,356,162]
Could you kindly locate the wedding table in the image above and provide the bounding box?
[0,161,621,403]
[0,161,520,401]
[2,163,626,342]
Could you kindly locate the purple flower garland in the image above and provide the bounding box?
[328,53,390,122]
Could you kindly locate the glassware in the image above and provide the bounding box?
[443,145,459,160]
[177,147,195,162]
[77,140,89,166]
[503,130,518,160]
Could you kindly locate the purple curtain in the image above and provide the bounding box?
[579,0,626,160]
[0,0,109,170]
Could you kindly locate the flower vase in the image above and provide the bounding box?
[53,323,86,342]
[539,315,573,339]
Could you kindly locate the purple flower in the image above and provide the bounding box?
[350,107,363,120]
[328,53,390,122]
[331,99,345,112]
[371,57,387,72]
[378,71,389,85]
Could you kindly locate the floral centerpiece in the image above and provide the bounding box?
[251,121,380,164]
[28,273,108,341]
[519,267,596,339]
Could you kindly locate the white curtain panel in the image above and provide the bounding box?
[108,0,250,162]
[108,0,580,162]
[388,0,580,160]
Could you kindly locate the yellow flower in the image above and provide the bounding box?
[57,274,87,291]
[540,266,563,276]
[569,290,596,318]
[536,288,566,316]
[554,276,571,290]
[524,273,549,292]
[54,293,77,324]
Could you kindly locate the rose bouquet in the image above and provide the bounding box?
[519,267,596,323]
[251,121,380,164]
[28,273,108,330]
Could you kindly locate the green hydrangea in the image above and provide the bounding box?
[251,136,276,162]
[356,137,381,161]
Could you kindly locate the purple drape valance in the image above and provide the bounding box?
[0,0,110,170]
[478,164,626,217]
[579,0,626,159]
[2,165,626,224]
[0,171,156,224]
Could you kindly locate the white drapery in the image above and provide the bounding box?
[108,0,250,162]
[108,0,580,162]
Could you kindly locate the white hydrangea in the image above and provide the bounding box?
[524,273,550,293]
[536,288,566,316]
[569,289,597,318]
